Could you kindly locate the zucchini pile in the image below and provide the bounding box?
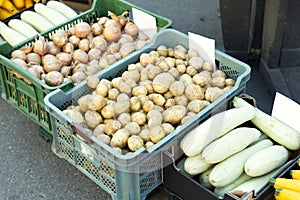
[0,1,78,46]
[179,96,300,198]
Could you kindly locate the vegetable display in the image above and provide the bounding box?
[7,11,151,86]
[177,96,300,199]
[63,44,236,154]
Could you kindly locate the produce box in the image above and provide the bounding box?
[44,29,251,200]
[0,0,172,137]
[162,95,300,200]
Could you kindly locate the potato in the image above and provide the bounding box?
[169,81,185,96]
[187,100,210,113]
[185,84,205,100]
[149,125,166,143]
[146,64,162,80]
[122,70,140,82]
[165,98,176,109]
[156,60,169,72]
[225,78,235,86]
[163,91,173,99]
[202,61,214,72]
[139,80,154,94]
[118,81,131,94]
[163,105,187,124]
[118,113,131,126]
[140,53,156,66]
[127,135,144,152]
[149,93,166,106]
[85,110,103,128]
[140,68,149,81]
[205,87,225,102]
[174,95,189,106]
[152,72,175,94]
[186,66,198,76]
[175,58,185,66]
[93,124,105,137]
[168,47,174,57]
[181,114,196,124]
[77,94,91,112]
[86,75,99,88]
[117,93,130,102]
[188,56,203,70]
[188,49,199,58]
[177,64,186,74]
[96,134,111,145]
[164,57,175,68]
[127,63,140,72]
[212,70,226,78]
[129,97,142,112]
[147,110,162,128]
[113,101,130,116]
[125,79,137,88]
[179,74,193,86]
[124,121,141,135]
[139,128,151,142]
[63,109,85,125]
[157,45,168,57]
[132,85,147,96]
[131,112,147,126]
[193,71,211,87]
[145,141,155,149]
[104,120,121,135]
[223,85,233,92]
[174,45,187,60]
[168,68,180,79]
[162,123,175,134]
[110,129,130,148]
[137,95,149,104]
[88,94,107,111]
[142,100,155,113]
[108,88,120,100]
[210,76,226,88]
[111,77,122,88]
[101,104,114,119]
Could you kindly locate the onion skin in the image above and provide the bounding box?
[33,36,48,56]
[74,22,92,38]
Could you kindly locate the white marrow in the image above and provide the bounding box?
[46,1,78,19]
[199,167,214,189]
[34,3,68,25]
[184,154,213,175]
[232,96,300,150]
[0,22,27,46]
[180,106,256,157]
[208,139,273,187]
[8,19,38,38]
[202,127,262,164]
[21,11,54,32]
[244,145,289,177]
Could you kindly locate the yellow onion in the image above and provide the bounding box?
[90,35,107,51]
[63,43,74,54]
[11,49,26,60]
[88,48,102,60]
[27,67,41,79]
[56,52,72,66]
[74,22,92,38]
[71,71,87,83]
[68,35,80,48]
[43,56,63,72]
[103,19,122,42]
[47,41,61,55]
[19,45,33,54]
[124,22,138,37]
[91,23,103,36]
[11,58,27,69]
[60,66,71,77]
[26,53,41,64]
[52,30,68,47]
[33,35,48,56]
[78,38,90,52]
[44,71,64,86]
[73,49,89,64]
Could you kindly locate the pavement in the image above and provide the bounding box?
[0,0,299,200]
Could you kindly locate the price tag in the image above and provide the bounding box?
[188,32,216,70]
[132,7,157,39]
[271,92,300,132]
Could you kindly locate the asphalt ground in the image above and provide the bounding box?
[1,0,295,199]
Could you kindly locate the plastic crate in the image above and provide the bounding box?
[44,29,251,200]
[0,0,172,136]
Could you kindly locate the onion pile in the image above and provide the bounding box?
[9,11,151,86]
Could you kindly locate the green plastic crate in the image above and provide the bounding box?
[0,0,172,136]
[44,29,251,200]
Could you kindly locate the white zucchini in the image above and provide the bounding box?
[180,106,256,157]
[230,167,281,195]
[0,22,27,46]
[202,127,262,164]
[34,3,68,25]
[208,139,273,187]
[244,145,289,177]
[8,19,38,38]
[214,172,252,198]
[176,157,194,178]
[21,11,54,32]
[199,167,214,189]
[184,154,213,176]
[232,96,300,150]
[46,1,78,19]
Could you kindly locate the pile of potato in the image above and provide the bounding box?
[63,44,236,155]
